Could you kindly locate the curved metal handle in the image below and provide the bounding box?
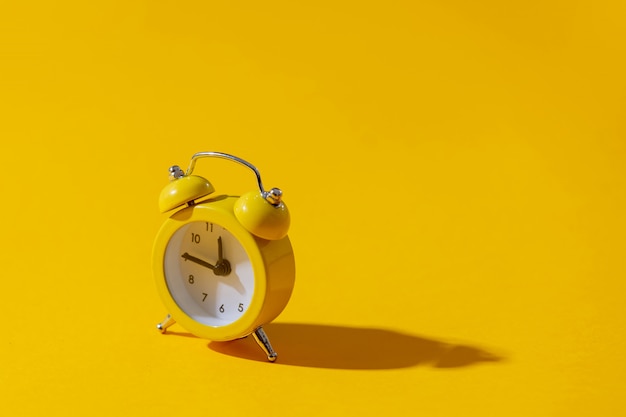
[185,151,266,194]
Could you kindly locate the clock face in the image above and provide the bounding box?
[163,221,255,327]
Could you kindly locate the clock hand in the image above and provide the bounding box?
[215,236,232,276]
[181,252,216,270]
[181,248,231,276]
[217,236,224,262]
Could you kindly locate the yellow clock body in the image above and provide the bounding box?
[152,152,295,361]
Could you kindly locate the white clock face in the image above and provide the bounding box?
[163,221,254,327]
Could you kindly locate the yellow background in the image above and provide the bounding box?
[1,1,625,415]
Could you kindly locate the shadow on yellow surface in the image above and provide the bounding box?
[202,323,503,370]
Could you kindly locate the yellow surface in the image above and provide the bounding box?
[1,1,625,415]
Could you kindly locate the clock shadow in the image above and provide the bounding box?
[208,323,504,370]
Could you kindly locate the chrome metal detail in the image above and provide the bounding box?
[264,187,283,206]
[252,327,278,362]
[185,151,270,195]
[168,165,185,181]
[157,314,176,333]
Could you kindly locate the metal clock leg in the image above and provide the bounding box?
[157,314,176,333]
[252,327,278,362]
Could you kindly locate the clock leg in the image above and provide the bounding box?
[252,327,278,362]
[156,314,176,333]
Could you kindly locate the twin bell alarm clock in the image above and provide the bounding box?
[152,151,295,361]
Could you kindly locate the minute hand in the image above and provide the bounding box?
[181,252,216,270]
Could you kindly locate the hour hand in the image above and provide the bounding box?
[182,251,231,276]
[181,252,216,270]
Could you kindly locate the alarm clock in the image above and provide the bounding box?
[152,151,295,362]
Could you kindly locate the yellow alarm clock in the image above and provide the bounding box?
[152,151,295,362]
